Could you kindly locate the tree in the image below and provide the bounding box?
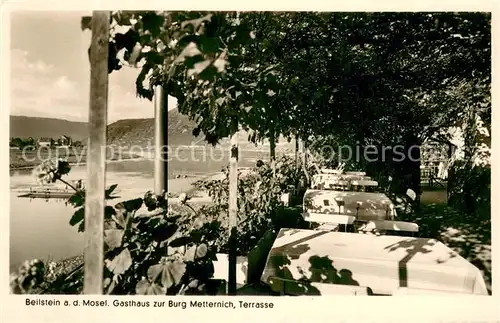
[82,12,321,148]
[82,11,491,206]
[277,12,490,205]
[10,137,24,148]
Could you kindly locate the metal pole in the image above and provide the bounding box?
[295,134,299,168]
[298,138,309,182]
[154,85,168,195]
[84,10,109,295]
[228,129,239,295]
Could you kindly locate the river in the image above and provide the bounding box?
[9,159,207,272]
[9,149,270,272]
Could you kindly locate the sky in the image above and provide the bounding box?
[9,11,177,123]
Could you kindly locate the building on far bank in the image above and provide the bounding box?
[58,135,72,147]
[37,137,53,148]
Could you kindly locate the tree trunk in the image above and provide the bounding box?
[462,109,477,213]
[407,135,422,211]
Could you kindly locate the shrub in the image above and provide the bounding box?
[447,161,491,219]
[12,158,225,295]
[193,155,317,255]
[11,155,318,294]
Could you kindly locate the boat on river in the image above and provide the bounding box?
[17,188,76,199]
[17,179,85,199]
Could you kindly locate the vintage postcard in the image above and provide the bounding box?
[1,1,498,322]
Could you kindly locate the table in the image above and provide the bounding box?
[311,174,373,189]
[303,190,396,221]
[261,229,489,295]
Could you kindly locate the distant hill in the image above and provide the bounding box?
[107,108,202,147]
[10,110,295,151]
[10,116,88,141]
[9,110,197,145]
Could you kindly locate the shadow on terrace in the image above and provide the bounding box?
[386,188,491,294]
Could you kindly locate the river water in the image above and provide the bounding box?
[9,159,205,272]
[9,148,270,272]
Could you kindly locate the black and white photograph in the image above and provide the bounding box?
[6,10,492,299]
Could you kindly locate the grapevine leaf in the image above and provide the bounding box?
[184,246,197,262]
[161,261,187,288]
[136,64,154,100]
[198,64,218,81]
[113,208,130,229]
[181,14,213,30]
[115,198,143,212]
[68,191,85,207]
[199,35,220,55]
[104,206,116,220]
[106,248,132,275]
[113,198,142,228]
[78,220,85,232]
[104,229,124,250]
[81,16,92,31]
[142,12,164,38]
[136,278,166,295]
[175,42,202,64]
[196,243,208,258]
[152,223,179,243]
[187,59,211,77]
[168,236,192,248]
[69,208,84,226]
[105,184,119,199]
[147,264,163,281]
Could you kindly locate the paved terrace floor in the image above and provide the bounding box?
[407,190,491,294]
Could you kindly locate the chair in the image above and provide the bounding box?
[358,220,419,236]
[404,188,417,213]
[301,212,356,232]
[280,193,291,206]
[351,179,379,187]
[385,203,396,220]
[345,171,367,176]
[268,276,371,296]
[320,168,343,174]
[393,287,463,295]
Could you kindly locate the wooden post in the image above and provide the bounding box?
[269,124,276,179]
[84,10,109,295]
[295,134,299,168]
[154,85,168,195]
[228,129,239,295]
[298,138,309,182]
[269,123,276,161]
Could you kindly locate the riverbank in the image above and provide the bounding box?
[9,174,214,275]
[11,177,214,292]
[9,145,270,175]
[9,148,141,170]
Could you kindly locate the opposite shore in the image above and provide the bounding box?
[10,156,139,171]
[9,144,293,170]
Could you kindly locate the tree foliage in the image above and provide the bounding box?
[11,156,314,294]
[192,155,318,254]
[82,11,490,203]
[82,12,489,150]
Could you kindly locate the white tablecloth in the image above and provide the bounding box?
[311,174,373,189]
[261,229,488,295]
[303,190,396,220]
